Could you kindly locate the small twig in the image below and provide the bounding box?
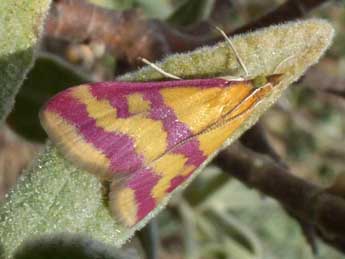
[213,143,345,253]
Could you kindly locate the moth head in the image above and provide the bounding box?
[252,73,284,88]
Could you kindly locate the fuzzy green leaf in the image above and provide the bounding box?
[0,0,52,125]
[0,19,334,258]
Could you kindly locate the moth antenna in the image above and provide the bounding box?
[139,57,182,80]
[215,26,249,77]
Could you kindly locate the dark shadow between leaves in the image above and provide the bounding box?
[13,233,128,259]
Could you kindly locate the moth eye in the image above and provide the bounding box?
[252,75,268,88]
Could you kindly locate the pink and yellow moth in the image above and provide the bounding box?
[40,73,282,227]
[40,34,284,227]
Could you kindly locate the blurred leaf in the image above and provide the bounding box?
[8,55,88,142]
[206,209,261,258]
[0,0,52,125]
[168,0,215,26]
[135,0,173,18]
[204,181,344,259]
[89,0,173,18]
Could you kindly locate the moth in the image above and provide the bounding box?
[40,31,284,227]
